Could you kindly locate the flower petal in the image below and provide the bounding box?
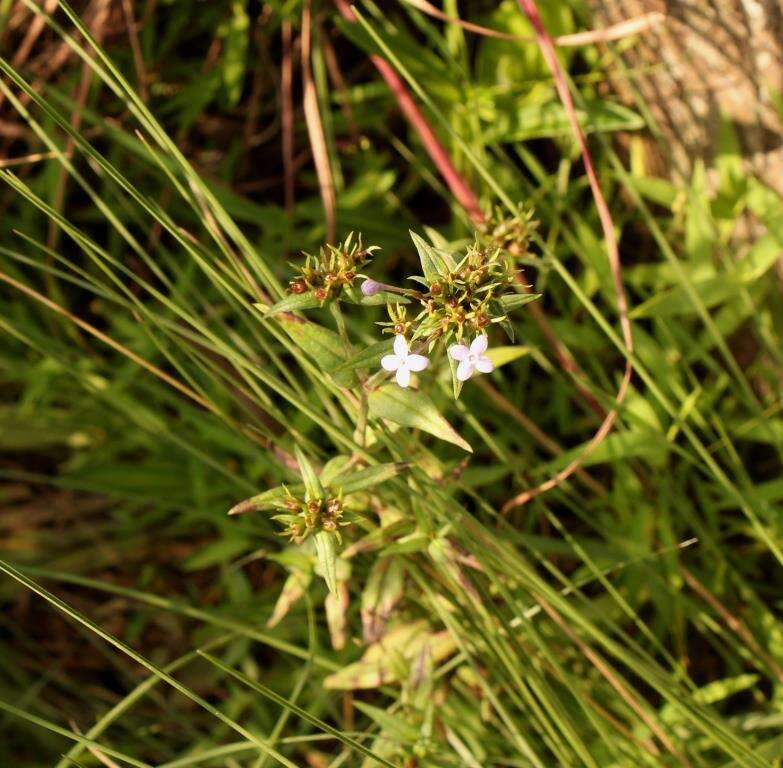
[456,359,474,382]
[381,354,400,372]
[470,335,488,355]
[393,335,408,358]
[449,344,469,361]
[395,365,411,388]
[475,356,494,374]
[406,354,429,372]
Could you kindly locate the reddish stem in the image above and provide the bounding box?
[333,0,484,223]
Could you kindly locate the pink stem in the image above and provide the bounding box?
[334,0,484,224]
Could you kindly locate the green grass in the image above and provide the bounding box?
[2,1,783,766]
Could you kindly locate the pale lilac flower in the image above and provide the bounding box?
[449,335,494,381]
[381,335,429,388]
[360,279,383,296]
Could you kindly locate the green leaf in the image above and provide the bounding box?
[484,345,530,368]
[410,231,455,282]
[333,462,409,494]
[359,291,410,306]
[228,486,297,515]
[497,293,540,312]
[273,313,356,387]
[255,294,320,318]
[314,531,338,595]
[221,1,249,108]
[295,445,324,500]
[488,99,644,141]
[333,339,393,374]
[368,385,472,452]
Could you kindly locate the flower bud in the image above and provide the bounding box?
[361,278,383,296]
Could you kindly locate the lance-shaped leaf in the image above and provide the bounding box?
[496,292,541,312]
[228,486,292,515]
[325,582,350,650]
[255,294,321,318]
[295,445,324,500]
[361,557,405,642]
[334,462,409,494]
[333,339,393,374]
[368,385,472,452]
[271,312,356,387]
[324,621,456,689]
[485,345,531,368]
[410,231,455,282]
[314,531,339,596]
[267,569,311,628]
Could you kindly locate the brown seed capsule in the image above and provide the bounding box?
[430,283,443,296]
[289,279,307,295]
[314,287,329,301]
[307,499,322,513]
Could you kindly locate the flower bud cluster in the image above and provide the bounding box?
[380,241,519,344]
[274,490,346,544]
[287,232,377,303]
[479,203,538,257]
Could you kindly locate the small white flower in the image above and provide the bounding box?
[381,335,429,388]
[449,335,494,381]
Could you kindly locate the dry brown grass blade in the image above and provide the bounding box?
[400,0,665,48]
[302,0,337,242]
[120,0,148,101]
[281,18,296,215]
[502,0,634,514]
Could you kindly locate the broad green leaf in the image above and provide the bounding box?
[314,531,338,595]
[368,385,472,452]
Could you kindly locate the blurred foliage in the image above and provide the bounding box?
[1,1,783,767]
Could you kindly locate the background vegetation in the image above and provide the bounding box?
[2,1,783,766]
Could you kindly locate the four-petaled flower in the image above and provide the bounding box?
[449,335,494,381]
[381,335,429,388]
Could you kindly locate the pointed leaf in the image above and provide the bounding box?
[497,293,541,312]
[410,231,454,282]
[255,294,320,318]
[332,462,409,494]
[314,531,338,595]
[333,339,393,374]
[295,445,324,500]
[273,313,356,386]
[368,385,472,452]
